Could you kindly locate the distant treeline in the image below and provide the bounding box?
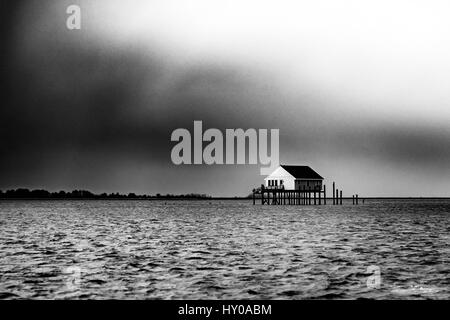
[0,188,212,199]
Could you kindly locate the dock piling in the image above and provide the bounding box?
[251,182,351,206]
[333,182,335,205]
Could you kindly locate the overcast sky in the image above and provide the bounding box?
[2,0,450,196]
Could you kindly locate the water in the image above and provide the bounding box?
[0,199,448,299]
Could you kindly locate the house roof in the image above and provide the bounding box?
[280,165,324,180]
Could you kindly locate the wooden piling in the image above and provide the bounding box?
[333,182,335,205]
[335,188,338,206]
[340,190,342,205]
[252,183,332,207]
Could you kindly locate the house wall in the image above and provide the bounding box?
[264,167,296,190]
[265,177,296,190]
[264,166,324,191]
[295,180,322,190]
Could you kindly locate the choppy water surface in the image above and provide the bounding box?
[0,200,449,299]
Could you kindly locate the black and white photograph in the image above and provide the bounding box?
[0,0,449,308]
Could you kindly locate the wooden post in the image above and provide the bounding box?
[318,190,321,205]
[335,188,338,206]
[340,190,342,205]
[356,194,358,205]
[324,185,326,205]
[314,191,316,205]
[352,195,355,205]
[333,182,335,205]
[253,189,255,205]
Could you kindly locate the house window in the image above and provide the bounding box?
[280,180,284,185]
[275,180,278,186]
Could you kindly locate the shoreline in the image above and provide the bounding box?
[1,197,450,201]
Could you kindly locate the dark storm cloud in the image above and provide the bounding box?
[282,116,450,169]
[368,126,450,168]
[0,1,279,190]
[1,1,450,196]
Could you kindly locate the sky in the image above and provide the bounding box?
[1,0,450,197]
